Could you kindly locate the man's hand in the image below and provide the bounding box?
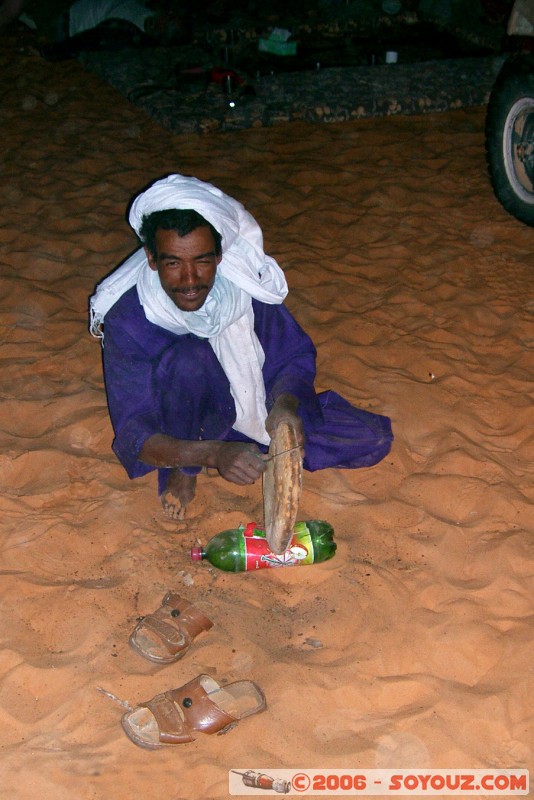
[214,442,268,484]
[265,393,305,451]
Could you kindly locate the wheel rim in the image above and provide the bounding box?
[503,96,534,204]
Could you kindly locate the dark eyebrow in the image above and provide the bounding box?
[159,250,216,261]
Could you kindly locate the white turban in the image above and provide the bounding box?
[89,174,288,445]
[129,174,287,303]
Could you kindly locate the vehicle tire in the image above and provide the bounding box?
[485,54,534,226]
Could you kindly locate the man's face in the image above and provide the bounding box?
[146,226,221,312]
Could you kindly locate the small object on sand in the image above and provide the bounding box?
[96,687,133,711]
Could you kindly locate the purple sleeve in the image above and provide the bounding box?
[102,296,164,479]
[253,301,323,425]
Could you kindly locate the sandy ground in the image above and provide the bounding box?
[1,27,533,800]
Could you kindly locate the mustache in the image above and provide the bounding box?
[172,285,209,294]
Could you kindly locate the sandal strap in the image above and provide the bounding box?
[160,592,214,638]
[143,692,195,744]
[131,593,214,660]
[170,678,238,734]
[145,677,238,744]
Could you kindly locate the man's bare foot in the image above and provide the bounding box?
[160,470,197,520]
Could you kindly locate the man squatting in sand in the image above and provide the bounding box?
[90,174,393,519]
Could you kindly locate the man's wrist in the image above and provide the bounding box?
[272,392,300,412]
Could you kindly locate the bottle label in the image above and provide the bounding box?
[242,522,314,570]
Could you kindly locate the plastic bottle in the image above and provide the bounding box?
[190,520,336,572]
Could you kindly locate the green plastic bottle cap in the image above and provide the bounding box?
[190,547,203,561]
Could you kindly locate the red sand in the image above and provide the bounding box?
[1,29,532,800]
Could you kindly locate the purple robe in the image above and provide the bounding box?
[102,286,393,493]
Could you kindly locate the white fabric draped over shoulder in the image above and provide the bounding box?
[89,173,289,445]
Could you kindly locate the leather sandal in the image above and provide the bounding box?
[129,592,213,664]
[121,674,267,748]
